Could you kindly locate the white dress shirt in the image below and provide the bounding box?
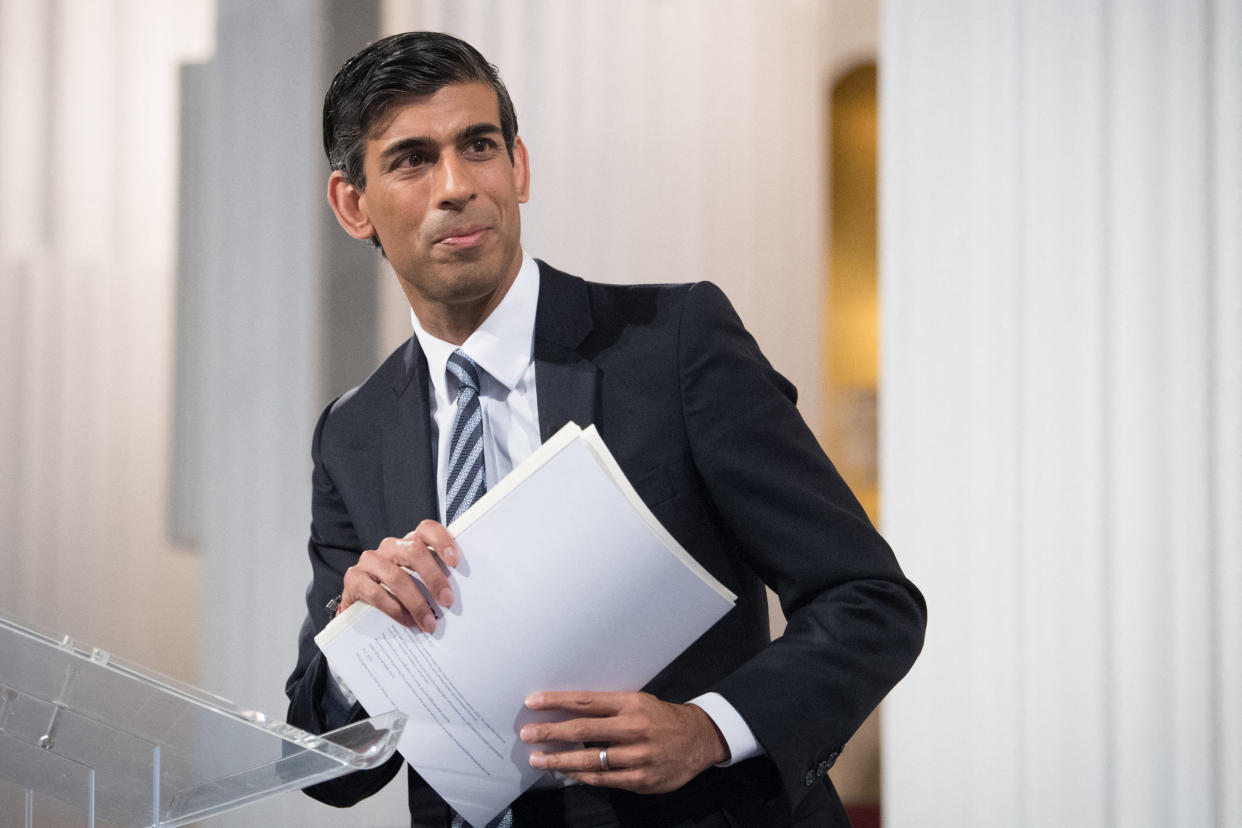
[412,253,542,517]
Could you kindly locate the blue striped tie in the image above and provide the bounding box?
[445,350,509,828]
[451,808,513,828]
[445,350,487,525]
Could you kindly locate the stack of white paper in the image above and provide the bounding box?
[315,423,736,827]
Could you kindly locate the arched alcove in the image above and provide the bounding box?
[823,61,883,824]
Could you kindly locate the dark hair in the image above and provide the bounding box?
[323,31,518,190]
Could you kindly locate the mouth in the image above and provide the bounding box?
[433,224,490,247]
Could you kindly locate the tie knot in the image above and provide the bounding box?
[447,349,481,393]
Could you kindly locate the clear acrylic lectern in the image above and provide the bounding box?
[0,613,406,827]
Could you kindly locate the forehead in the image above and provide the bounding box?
[366,82,502,147]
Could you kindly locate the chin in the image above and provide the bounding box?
[433,264,507,300]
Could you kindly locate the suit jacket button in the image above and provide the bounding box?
[804,770,816,787]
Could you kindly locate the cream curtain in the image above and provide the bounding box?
[881,1,1242,826]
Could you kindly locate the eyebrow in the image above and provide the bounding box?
[377,122,504,165]
[459,122,503,142]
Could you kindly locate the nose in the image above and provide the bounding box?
[434,152,474,209]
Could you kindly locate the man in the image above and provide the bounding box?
[286,31,925,828]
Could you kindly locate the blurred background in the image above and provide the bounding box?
[0,1,1237,826]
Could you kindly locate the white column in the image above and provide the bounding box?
[178,1,411,824]
[880,1,1241,826]
[0,0,212,681]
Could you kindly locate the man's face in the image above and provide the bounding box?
[331,82,530,322]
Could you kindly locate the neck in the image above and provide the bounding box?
[405,260,521,346]
[411,297,494,345]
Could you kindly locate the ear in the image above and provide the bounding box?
[512,136,531,204]
[327,171,376,241]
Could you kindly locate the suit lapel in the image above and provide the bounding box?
[377,263,597,534]
[533,261,601,441]
[381,338,439,534]
[535,351,599,441]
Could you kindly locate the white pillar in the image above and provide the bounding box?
[0,0,213,682]
[178,1,411,824]
[880,1,1241,826]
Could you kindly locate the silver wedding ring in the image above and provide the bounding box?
[599,747,610,771]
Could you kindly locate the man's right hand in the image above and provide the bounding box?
[339,519,459,632]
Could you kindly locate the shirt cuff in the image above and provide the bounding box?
[687,692,763,767]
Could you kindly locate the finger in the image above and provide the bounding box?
[386,537,456,612]
[364,590,419,629]
[519,715,638,747]
[406,519,460,567]
[528,745,634,774]
[341,567,420,628]
[346,553,438,631]
[395,526,459,610]
[365,548,438,618]
[525,691,629,716]
[366,536,453,619]
[560,769,649,792]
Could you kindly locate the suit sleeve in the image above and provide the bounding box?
[285,400,404,806]
[676,281,927,808]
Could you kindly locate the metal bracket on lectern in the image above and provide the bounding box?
[37,664,78,750]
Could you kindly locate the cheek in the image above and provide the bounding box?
[374,202,426,241]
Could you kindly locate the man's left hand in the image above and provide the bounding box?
[520,691,729,794]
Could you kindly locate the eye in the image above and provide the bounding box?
[465,137,499,157]
[396,151,427,169]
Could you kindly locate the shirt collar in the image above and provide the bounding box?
[411,252,540,395]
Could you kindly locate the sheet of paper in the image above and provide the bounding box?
[316,424,736,828]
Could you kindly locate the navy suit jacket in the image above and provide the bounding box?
[285,261,926,826]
